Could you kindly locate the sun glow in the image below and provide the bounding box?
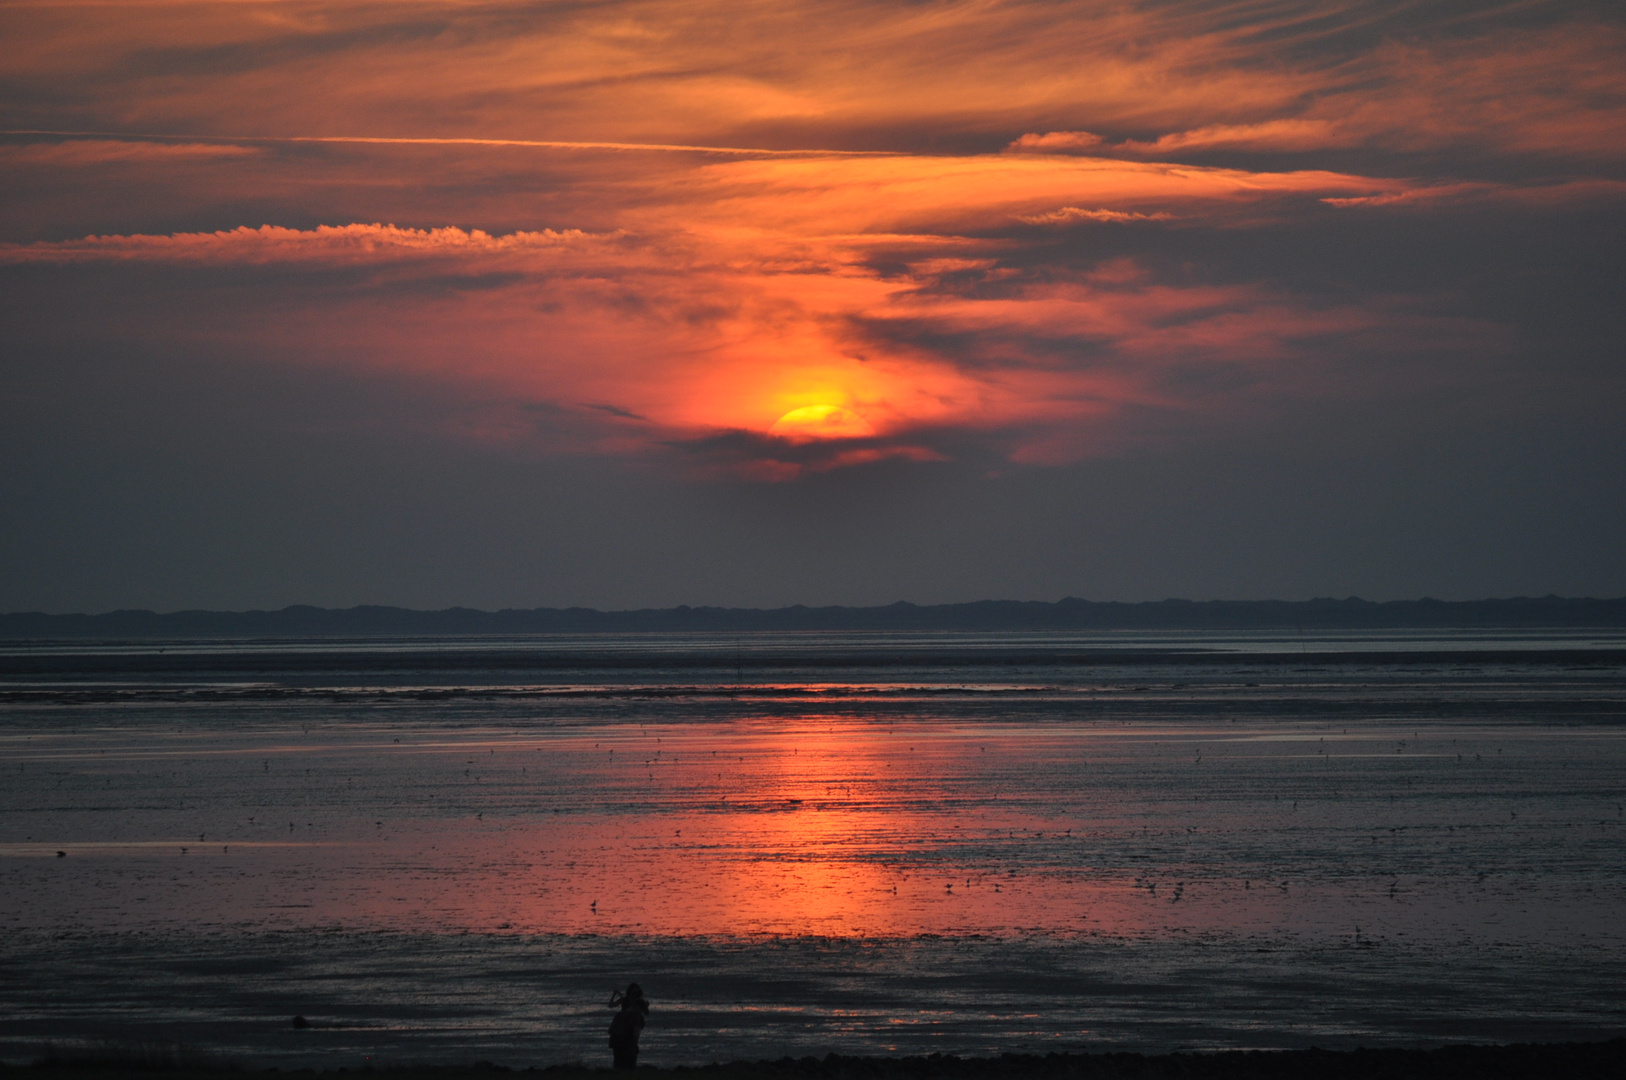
[769,404,875,442]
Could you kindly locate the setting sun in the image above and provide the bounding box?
[769,404,875,442]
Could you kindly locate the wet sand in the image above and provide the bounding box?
[3,931,1622,1066]
[11,1039,1626,1080]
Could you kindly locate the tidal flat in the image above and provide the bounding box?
[3,631,1623,1066]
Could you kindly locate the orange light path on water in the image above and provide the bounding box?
[8,711,1622,942]
[350,720,1113,937]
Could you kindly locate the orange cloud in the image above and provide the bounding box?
[4,2,1620,161]
[1119,120,1348,154]
[1320,179,1626,210]
[1007,131,1105,154]
[1010,121,1350,157]
[4,3,1615,479]
[660,153,1403,240]
[0,222,611,264]
[1016,207,1173,225]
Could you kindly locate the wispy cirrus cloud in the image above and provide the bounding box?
[0,138,260,165]
[5,2,1622,163]
[1118,120,1350,156]
[1002,12,1626,164]
[1008,123,1348,157]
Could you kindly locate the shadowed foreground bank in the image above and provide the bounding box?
[10,1042,1626,1080]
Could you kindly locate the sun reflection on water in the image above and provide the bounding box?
[6,707,1623,944]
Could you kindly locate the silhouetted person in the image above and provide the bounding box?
[607,982,648,1069]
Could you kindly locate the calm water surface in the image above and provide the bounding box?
[2,631,1623,1064]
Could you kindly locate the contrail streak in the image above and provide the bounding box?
[0,129,893,157]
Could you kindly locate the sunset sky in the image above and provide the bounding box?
[3,0,1623,611]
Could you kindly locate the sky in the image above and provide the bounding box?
[2,0,1623,613]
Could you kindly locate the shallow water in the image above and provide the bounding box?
[2,631,1624,1064]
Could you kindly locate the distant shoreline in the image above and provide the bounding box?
[10,1039,1626,1080]
[4,596,1626,639]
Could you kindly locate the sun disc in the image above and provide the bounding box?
[769,404,875,442]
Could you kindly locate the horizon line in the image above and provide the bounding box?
[7,595,1625,620]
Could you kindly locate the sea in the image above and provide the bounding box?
[2,629,1623,1066]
